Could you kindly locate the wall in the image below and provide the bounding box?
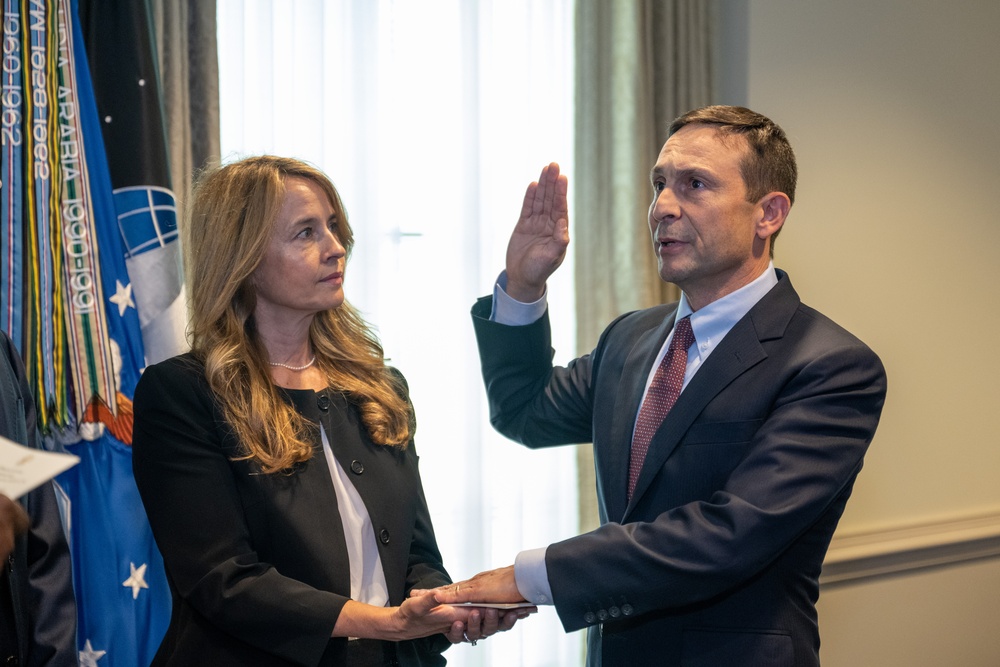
[716,1,1000,664]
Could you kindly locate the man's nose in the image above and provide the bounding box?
[651,188,680,221]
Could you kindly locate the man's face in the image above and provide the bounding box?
[647,124,776,310]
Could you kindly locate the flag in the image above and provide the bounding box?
[1,0,25,346]
[77,0,186,366]
[2,0,184,664]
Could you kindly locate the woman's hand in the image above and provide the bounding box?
[333,591,471,641]
[409,580,537,646]
[442,605,535,646]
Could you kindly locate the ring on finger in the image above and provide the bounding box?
[462,631,477,647]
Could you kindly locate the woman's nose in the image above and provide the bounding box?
[321,228,346,259]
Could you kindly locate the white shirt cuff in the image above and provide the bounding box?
[513,547,553,605]
[491,271,547,325]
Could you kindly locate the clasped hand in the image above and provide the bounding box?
[410,565,535,645]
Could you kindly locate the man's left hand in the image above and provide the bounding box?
[433,565,525,605]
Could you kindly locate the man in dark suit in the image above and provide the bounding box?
[435,106,887,666]
[1,330,78,666]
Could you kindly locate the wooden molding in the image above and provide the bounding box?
[820,512,1000,586]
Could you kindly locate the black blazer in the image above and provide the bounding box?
[132,354,452,666]
[472,271,887,667]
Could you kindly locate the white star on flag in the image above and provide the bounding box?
[123,562,149,600]
[109,279,135,316]
[79,639,107,667]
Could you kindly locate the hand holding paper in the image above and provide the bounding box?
[0,493,29,560]
[0,434,79,499]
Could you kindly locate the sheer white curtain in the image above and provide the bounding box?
[217,2,579,665]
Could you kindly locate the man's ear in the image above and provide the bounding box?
[756,192,791,241]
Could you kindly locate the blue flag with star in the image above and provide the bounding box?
[55,0,181,664]
[4,0,185,662]
[3,0,177,664]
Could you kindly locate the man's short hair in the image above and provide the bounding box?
[668,105,797,207]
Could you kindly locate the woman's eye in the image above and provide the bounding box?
[297,227,313,238]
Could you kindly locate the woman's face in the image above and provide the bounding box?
[252,177,347,329]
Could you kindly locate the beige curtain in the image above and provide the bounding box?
[150,0,221,215]
[574,0,715,532]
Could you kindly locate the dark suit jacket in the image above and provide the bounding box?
[472,271,886,667]
[0,331,77,667]
[132,354,452,666]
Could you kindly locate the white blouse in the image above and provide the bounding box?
[319,424,390,608]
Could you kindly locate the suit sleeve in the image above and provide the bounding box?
[471,296,597,446]
[131,360,345,665]
[2,335,77,667]
[403,445,451,594]
[22,483,77,667]
[388,368,452,664]
[400,441,452,663]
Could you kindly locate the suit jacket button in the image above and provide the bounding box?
[317,393,330,412]
[596,609,608,621]
[583,612,596,624]
[351,460,364,475]
[379,529,390,544]
[608,606,620,618]
[621,604,633,616]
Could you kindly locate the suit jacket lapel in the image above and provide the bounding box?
[621,272,800,520]
[604,309,677,522]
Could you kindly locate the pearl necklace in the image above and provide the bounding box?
[268,356,316,371]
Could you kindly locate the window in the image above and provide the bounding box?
[218,1,578,664]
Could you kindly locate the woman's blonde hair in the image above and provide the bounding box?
[185,155,413,473]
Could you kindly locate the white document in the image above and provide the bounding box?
[0,434,79,498]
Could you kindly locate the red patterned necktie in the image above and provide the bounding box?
[627,316,695,501]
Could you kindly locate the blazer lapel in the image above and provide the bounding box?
[603,310,676,522]
[622,273,800,520]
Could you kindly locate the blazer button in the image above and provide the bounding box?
[583,612,596,624]
[350,460,364,475]
[317,393,330,412]
[596,609,608,621]
[621,603,633,616]
[379,529,390,544]
[608,606,620,618]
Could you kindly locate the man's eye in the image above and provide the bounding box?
[690,179,705,189]
[652,181,665,193]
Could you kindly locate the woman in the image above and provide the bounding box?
[132,156,517,665]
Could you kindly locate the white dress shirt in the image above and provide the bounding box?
[491,264,780,605]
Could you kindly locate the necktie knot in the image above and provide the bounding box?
[670,315,695,352]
